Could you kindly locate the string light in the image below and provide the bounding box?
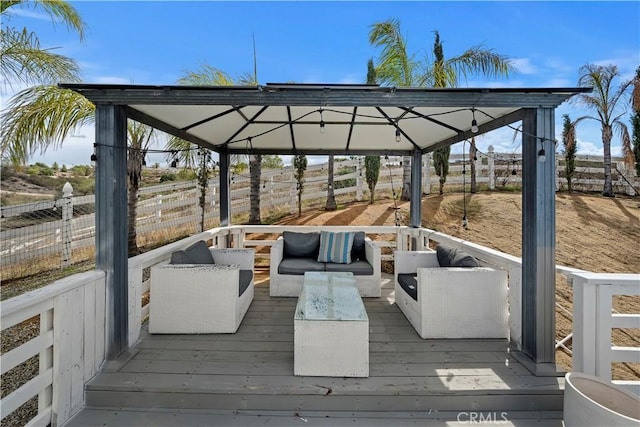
[538,139,547,163]
[90,143,97,165]
[471,108,479,133]
[319,108,325,134]
[395,127,401,143]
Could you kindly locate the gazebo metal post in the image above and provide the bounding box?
[95,104,129,359]
[219,148,231,227]
[410,149,423,249]
[517,107,558,374]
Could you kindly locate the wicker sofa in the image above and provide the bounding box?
[149,240,254,334]
[269,230,381,297]
[394,245,508,339]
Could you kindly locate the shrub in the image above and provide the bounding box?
[160,173,176,183]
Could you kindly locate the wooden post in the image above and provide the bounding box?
[61,182,73,267]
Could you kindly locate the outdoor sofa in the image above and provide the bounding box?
[270,230,381,297]
[394,244,508,339]
[149,240,254,334]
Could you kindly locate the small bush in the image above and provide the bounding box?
[160,173,176,183]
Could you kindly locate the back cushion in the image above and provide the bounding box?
[436,244,456,267]
[283,231,321,258]
[436,244,479,267]
[170,240,215,264]
[351,231,366,261]
[317,231,355,264]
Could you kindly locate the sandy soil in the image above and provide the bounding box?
[272,191,640,379]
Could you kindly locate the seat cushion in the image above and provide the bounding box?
[278,257,325,275]
[239,270,253,296]
[351,231,366,261]
[325,260,373,276]
[283,231,321,258]
[397,273,418,301]
[317,231,355,264]
[170,240,214,264]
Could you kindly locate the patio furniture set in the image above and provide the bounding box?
[149,231,509,378]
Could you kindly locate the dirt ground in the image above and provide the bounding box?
[272,191,640,379]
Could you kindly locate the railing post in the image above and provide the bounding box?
[356,158,363,201]
[38,308,53,414]
[488,145,495,190]
[127,263,143,347]
[61,182,73,267]
[571,275,598,376]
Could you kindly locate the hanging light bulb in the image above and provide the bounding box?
[170,150,178,168]
[471,108,479,133]
[90,152,97,166]
[462,214,468,229]
[395,127,401,143]
[538,140,547,163]
[319,108,325,134]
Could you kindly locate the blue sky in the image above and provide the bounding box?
[3,1,639,166]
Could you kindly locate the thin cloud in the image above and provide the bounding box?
[512,58,537,75]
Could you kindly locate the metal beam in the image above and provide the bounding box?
[376,107,420,150]
[126,107,215,150]
[424,109,525,154]
[95,104,128,359]
[286,106,296,150]
[518,107,558,375]
[219,148,231,227]
[410,149,423,231]
[182,105,244,131]
[345,107,357,151]
[62,84,589,108]
[226,148,412,156]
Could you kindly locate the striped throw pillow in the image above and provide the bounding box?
[317,231,355,264]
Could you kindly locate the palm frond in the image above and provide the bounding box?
[165,136,198,167]
[0,85,94,165]
[368,18,416,87]
[178,63,235,86]
[445,46,514,86]
[2,0,86,40]
[613,120,634,168]
[0,27,81,88]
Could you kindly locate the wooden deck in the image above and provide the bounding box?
[65,273,565,426]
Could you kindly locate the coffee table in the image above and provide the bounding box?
[294,271,369,377]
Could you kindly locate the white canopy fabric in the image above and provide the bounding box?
[62,83,588,155]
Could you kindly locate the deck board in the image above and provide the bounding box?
[81,275,565,417]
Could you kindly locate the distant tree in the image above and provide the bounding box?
[632,66,640,176]
[261,155,284,169]
[293,154,307,216]
[433,147,449,195]
[52,161,59,171]
[365,156,380,203]
[562,114,577,193]
[325,155,337,211]
[366,58,377,85]
[369,20,513,200]
[61,164,67,173]
[574,64,633,197]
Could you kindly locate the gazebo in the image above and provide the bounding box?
[61,82,588,376]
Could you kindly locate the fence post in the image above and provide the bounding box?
[488,145,495,190]
[61,182,73,267]
[155,194,162,223]
[423,154,431,195]
[289,172,296,214]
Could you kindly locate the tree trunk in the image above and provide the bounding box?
[602,125,614,197]
[249,154,262,224]
[401,155,411,200]
[470,138,477,193]
[325,155,337,210]
[127,148,144,255]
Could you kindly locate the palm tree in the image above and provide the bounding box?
[574,64,633,197]
[169,64,263,223]
[369,19,513,199]
[1,0,86,162]
[1,0,85,90]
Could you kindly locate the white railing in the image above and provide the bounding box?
[570,272,640,395]
[0,270,106,426]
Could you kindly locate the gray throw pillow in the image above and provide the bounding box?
[351,231,366,261]
[436,244,456,267]
[170,240,214,264]
[283,231,321,258]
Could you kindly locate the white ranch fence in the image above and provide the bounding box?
[2,153,638,271]
[2,225,639,425]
